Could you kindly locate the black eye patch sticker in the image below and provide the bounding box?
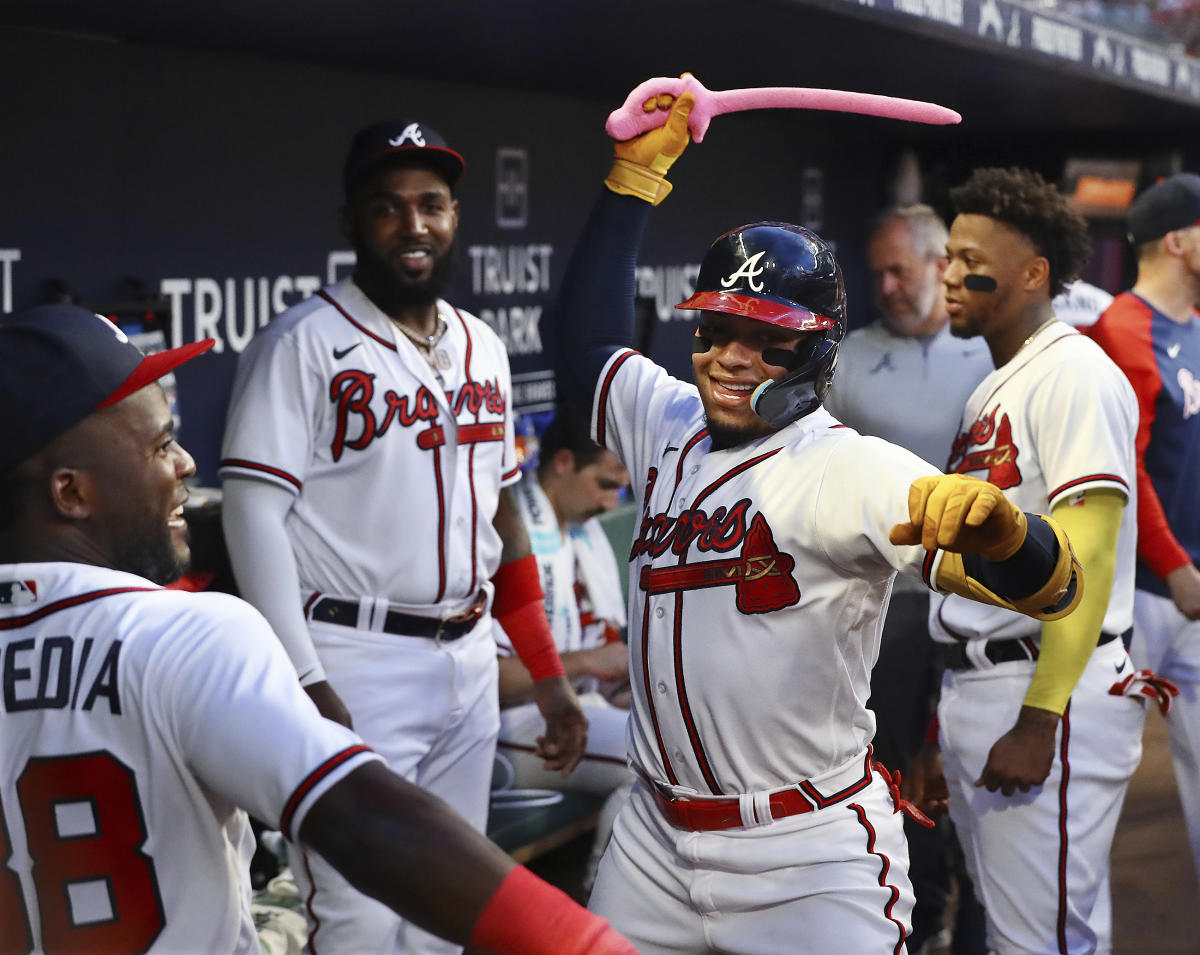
[963,274,999,292]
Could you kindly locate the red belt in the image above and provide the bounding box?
[651,786,813,832]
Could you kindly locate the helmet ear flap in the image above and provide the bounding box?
[750,336,841,429]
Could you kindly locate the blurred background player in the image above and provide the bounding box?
[220,118,586,954]
[824,203,993,954]
[0,304,632,955]
[496,411,633,893]
[1086,171,1200,888]
[910,166,1164,955]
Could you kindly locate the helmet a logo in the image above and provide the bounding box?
[720,251,767,292]
[389,123,426,148]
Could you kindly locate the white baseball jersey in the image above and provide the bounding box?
[220,277,519,616]
[0,562,379,955]
[591,349,945,795]
[933,320,1139,644]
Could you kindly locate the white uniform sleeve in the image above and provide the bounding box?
[817,434,945,586]
[1028,353,1137,507]
[221,476,325,685]
[221,330,322,492]
[152,594,381,841]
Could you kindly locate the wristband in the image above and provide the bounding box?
[492,555,566,681]
[470,865,636,955]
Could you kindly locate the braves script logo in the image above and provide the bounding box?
[720,251,767,292]
[389,123,426,147]
[632,493,800,614]
[947,404,1022,488]
[328,370,505,461]
[1179,367,1200,419]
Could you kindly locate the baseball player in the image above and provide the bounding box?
[907,167,1172,955]
[550,89,1085,954]
[824,204,994,953]
[0,305,634,955]
[219,119,586,954]
[1085,172,1200,886]
[495,412,633,888]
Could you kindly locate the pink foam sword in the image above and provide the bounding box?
[606,74,961,142]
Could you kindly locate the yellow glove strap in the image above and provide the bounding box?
[605,159,674,205]
[1023,489,1125,714]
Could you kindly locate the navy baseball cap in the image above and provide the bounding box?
[1127,172,1200,245]
[0,304,215,470]
[342,119,465,195]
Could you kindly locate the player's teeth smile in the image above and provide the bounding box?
[711,380,755,404]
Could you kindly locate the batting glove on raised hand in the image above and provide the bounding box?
[889,473,1027,561]
[605,82,695,205]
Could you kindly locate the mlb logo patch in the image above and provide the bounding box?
[0,579,38,606]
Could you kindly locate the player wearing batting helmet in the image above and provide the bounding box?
[0,305,633,954]
[546,85,1089,954]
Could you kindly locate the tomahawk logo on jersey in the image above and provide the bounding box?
[947,404,1022,488]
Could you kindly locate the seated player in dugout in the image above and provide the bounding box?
[546,84,1087,954]
[495,410,634,891]
[0,305,634,954]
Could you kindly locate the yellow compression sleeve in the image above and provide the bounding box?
[1023,488,1126,714]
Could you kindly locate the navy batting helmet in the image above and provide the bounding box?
[677,221,845,428]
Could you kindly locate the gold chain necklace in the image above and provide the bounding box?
[1019,317,1057,352]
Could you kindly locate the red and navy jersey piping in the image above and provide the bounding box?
[219,458,303,492]
[317,290,397,351]
[280,743,374,840]
[0,587,158,630]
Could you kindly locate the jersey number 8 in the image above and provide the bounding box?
[1,751,164,954]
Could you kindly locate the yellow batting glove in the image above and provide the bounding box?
[605,89,695,205]
[889,474,1028,561]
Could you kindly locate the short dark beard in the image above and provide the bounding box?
[354,239,456,314]
[705,419,765,451]
[111,527,190,585]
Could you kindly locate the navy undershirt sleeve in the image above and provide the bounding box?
[551,188,652,410]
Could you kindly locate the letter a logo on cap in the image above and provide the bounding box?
[390,123,427,148]
[721,251,767,292]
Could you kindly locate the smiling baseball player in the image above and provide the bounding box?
[547,88,1085,955]
[219,118,585,954]
[0,305,632,955]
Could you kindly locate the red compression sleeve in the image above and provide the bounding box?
[491,554,565,680]
[470,865,637,955]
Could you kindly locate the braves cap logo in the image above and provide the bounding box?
[389,123,427,148]
[720,251,767,292]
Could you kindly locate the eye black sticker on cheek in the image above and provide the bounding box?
[693,335,713,353]
[963,274,999,292]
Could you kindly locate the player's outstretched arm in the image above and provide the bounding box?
[301,762,635,953]
[889,473,1083,621]
[552,86,694,412]
[491,487,588,774]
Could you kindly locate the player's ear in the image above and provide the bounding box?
[551,448,575,477]
[1022,255,1050,293]
[47,466,94,520]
